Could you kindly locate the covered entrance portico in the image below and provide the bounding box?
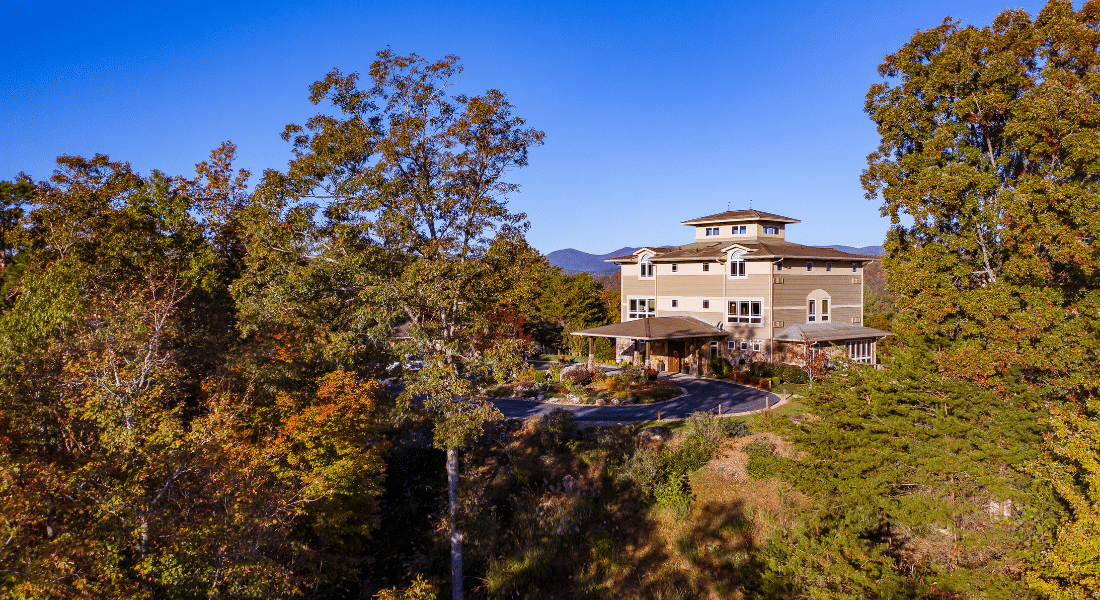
[571,316,728,376]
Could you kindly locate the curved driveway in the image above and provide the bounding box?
[489,374,782,423]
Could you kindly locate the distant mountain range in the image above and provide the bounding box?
[547,244,885,275]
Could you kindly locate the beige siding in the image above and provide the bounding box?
[724,274,771,298]
[658,274,724,297]
[772,274,862,307]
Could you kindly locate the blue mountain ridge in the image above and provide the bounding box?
[547,245,885,275]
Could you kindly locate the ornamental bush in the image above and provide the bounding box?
[709,356,733,378]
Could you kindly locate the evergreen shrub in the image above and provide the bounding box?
[709,356,733,378]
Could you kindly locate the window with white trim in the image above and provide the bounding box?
[763,225,780,234]
[727,300,762,324]
[740,340,749,350]
[705,227,720,236]
[709,341,719,358]
[639,255,654,278]
[702,263,710,272]
[752,341,761,352]
[727,340,738,350]
[629,298,656,319]
[821,298,829,322]
[702,300,710,309]
[730,253,746,277]
[733,225,747,234]
[808,299,816,322]
[845,339,874,363]
[671,264,678,272]
[671,299,678,308]
[806,261,813,271]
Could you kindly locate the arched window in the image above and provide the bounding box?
[639,254,654,278]
[807,289,831,323]
[729,251,746,278]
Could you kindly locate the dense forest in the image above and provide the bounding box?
[3,1,1100,598]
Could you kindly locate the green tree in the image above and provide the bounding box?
[250,48,545,599]
[860,2,1100,596]
[772,349,1061,599]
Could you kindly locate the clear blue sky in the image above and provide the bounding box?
[1,0,1049,254]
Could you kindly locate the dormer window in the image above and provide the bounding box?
[705,227,720,236]
[733,225,747,235]
[763,226,780,235]
[639,254,654,278]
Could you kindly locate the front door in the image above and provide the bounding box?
[669,351,680,373]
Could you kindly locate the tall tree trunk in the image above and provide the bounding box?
[447,448,463,600]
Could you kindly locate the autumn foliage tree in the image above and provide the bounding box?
[247,48,544,599]
[0,150,389,598]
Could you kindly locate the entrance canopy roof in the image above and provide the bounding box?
[571,317,724,341]
[774,323,891,343]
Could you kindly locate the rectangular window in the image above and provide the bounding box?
[808,299,816,322]
[733,225,747,234]
[763,225,779,235]
[671,299,678,308]
[702,263,710,272]
[821,299,829,322]
[752,341,761,352]
[826,262,832,272]
[671,264,678,272]
[806,262,813,271]
[629,298,656,319]
[709,341,718,358]
[702,300,710,309]
[852,262,858,273]
[730,258,746,277]
[845,339,873,363]
[640,263,654,278]
[728,340,738,350]
[727,300,763,324]
[740,341,749,350]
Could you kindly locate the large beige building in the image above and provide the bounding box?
[575,209,888,373]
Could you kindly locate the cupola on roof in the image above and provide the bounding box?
[680,209,800,226]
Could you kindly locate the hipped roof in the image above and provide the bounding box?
[570,317,725,340]
[774,323,892,343]
[681,209,800,225]
[605,240,877,264]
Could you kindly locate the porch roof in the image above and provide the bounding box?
[570,316,725,341]
[774,323,892,343]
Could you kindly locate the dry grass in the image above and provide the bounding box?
[600,433,809,599]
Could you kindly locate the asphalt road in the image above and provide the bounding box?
[489,374,782,423]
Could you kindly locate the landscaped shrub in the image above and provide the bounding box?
[620,364,646,385]
[605,376,626,393]
[561,367,592,386]
[778,364,810,384]
[771,376,780,388]
[708,356,733,378]
[532,369,548,384]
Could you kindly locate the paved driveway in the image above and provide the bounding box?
[489,374,782,423]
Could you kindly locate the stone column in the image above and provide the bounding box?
[587,337,595,371]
